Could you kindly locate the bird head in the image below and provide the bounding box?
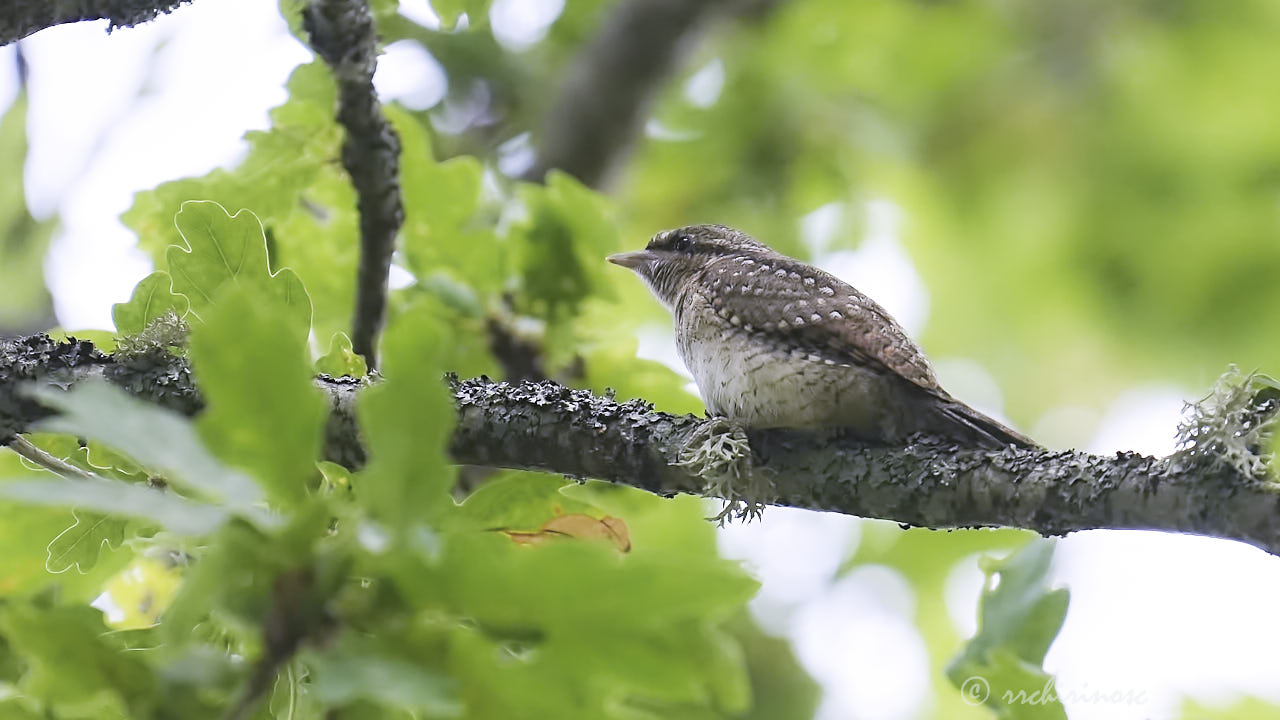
[608,224,770,309]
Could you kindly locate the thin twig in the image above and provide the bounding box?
[223,567,332,720]
[8,435,99,481]
[304,0,404,369]
[485,298,547,383]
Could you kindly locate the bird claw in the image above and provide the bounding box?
[675,417,773,523]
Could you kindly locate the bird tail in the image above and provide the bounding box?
[935,399,1039,450]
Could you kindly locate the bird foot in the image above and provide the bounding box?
[675,417,773,523]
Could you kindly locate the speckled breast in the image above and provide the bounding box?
[675,296,888,432]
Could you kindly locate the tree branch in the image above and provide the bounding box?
[223,566,335,720]
[304,0,404,370]
[7,435,98,481]
[0,0,193,46]
[523,0,786,189]
[3,334,1278,556]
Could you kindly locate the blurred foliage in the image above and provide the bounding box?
[315,331,369,377]
[0,187,762,717]
[618,0,1280,425]
[0,93,56,334]
[946,540,1068,720]
[2,0,1278,717]
[843,522,1038,719]
[724,611,821,720]
[1177,697,1280,719]
[0,2,773,713]
[379,0,1280,428]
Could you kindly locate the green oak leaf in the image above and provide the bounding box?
[159,507,332,650]
[189,286,328,507]
[454,471,602,531]
[166,200,312,336]
[1178,697,1280,720]
[316,331,369,377]
[433,530,757,718]
[0,477,226,536]
[510,171,620,328]
[45,512,129,574]
[0,604,154,717]
[17,433,146,485]
[123,62,338,263]
[111,271,189,336]
[385,477,758,719]
[317,460,352,495]
[84,440,145,480]
[14,432,82,471]
[0,699,44,720]
[392,105,498,292]
[32,379,267,521]
[959,649,1069,720]
[0,488,131,600]
[356,301,457,533]
[0,93,57,331]
[45,328,117,353]
[729,613,821,720]
[269,166,359,346]
[947,539,1069,719]
[304,634,462,715]
[428,0,491,29]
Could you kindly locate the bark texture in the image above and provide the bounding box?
[3,334,1278,555]
[0,0,192,46]
[304,0,403,369]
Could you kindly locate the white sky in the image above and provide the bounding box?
[4,3,1280,719]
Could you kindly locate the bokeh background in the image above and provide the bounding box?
[3,0,1280,718]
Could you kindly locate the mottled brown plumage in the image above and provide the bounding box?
[609,224,1035,448]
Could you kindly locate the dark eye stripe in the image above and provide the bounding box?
[644,226,771,257]
[648,232,717,255]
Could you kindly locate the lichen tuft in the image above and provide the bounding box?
[1174,367,1279,480]
[115,311,189,359]
[675,417,773,522]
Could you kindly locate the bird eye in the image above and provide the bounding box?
[671,233,692,252]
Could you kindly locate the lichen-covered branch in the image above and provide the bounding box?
[3,334,1278,556]
[449,375,1280,554]
[304,0,403,369]
[0,0,193,46]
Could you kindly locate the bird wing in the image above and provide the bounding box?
[697,253,944,394]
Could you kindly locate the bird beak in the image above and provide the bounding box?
[607,250,655,271]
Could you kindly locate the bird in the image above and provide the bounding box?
[607,224,1036,449]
